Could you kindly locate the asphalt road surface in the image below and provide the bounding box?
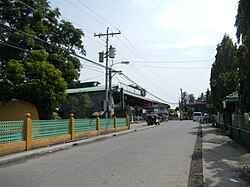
[0,120,198,187]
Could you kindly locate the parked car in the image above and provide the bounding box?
[193,112,202,122]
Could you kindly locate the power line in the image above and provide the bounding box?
[1,40,177,105]
[83,66,104,73]
[76,0,119,31]
[132,65,210,69]
[60,0,177,98]
[82,74,104,82]
[65,0,108,28]
[0,21,107,69]
[10,0,178,104]
[16,0,106,45]
[51,0,179,103]
[132,60,213,63]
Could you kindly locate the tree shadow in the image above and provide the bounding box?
[202,124,250,186]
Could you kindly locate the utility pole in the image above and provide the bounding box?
[94,27,121,118]
[180,88,183,120]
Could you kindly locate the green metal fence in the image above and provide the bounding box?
[232,115,250,130]
[100,118,114,129]
[0,121,25,144]
[32,120,69,139]
[1,117,127,144]
[74,119,96,133]
[116,118,127,127]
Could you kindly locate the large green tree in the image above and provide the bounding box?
[4,50,67,118]
[210,34,238,111]
[0,0,86,119]
[235,0,250,112]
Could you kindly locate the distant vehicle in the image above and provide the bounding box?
[193,112,202,121]
[146,114,160,125]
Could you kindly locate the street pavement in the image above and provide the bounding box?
[0,121,152,166]
[1,121,250,186]
[0,121,197,187]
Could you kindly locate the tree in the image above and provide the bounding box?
[235,0,250,112]
[4,50,67,118]
[205,89,212,104]
[0,0,86,118]
[196,92,206,102]
[187,94,195,103]
[59,93,93,119]
[235,0,250,44]
[181,91,188,106]
[210,34,238,111]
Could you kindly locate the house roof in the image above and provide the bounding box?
[66,84,170,108]
[221,91,239,102]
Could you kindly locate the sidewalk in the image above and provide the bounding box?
[202,123,250,186]
[0,121,151,165]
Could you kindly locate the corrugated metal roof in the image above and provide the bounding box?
[66,86,105,94]
[66,84,170,107]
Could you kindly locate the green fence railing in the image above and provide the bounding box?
[100,118,114,129]
[74,119,96,133]
[232,115,250,130]
[32,120,69,139]
[1,116,128,144]
[116,118,127,127]
[0,121,25,144]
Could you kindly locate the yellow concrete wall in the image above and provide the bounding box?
[0,141,26,156]
[0,100,39,121]
[32,135,71,149]
[75,130,99,139]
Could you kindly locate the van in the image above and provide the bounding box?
[193,112,202,121]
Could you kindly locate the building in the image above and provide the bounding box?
[66,82,170,119]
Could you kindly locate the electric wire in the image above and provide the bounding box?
[0,21,107,69]
[132,60,213,64]
[17,0,106,45]
[132,65,210,69]
[51,0,179,103]
[76,0,119,31]
[82,74,104,82]
[7,0,178,104]
[0,39,172,105]
[65,0,108,28]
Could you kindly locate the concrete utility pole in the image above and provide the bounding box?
[94,27,121,118]
[180,88,183,120]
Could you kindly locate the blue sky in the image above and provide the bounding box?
[50,0,238,107]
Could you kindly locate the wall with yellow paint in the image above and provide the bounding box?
[0,100,39,121]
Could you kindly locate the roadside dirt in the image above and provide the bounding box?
[188,124,203,187]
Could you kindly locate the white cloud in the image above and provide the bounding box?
[154,0,237,39]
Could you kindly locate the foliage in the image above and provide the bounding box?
[196,92,206,102]
[235,0,250,44]
[235,0,250,112]
[59,93,93,119]
[210,34,238,111]
[187,94,195,103]
[0,0,85,118]
[3,50,67,119]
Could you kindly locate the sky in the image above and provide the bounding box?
[49,0,238,108]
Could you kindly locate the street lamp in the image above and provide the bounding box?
[108,61,129,117]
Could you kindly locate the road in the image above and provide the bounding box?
[0,120,198,187]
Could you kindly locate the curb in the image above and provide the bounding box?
[0,123,156,165]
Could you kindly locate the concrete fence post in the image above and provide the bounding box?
[126,115,130,129]
[114,116,117,131]
[25,113,32,150]
[70,114,75,140]
[96,115,100,135]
